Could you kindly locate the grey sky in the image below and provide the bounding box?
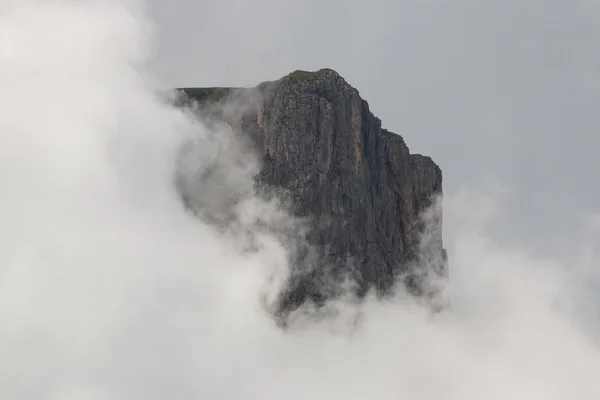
[147,0,600,253]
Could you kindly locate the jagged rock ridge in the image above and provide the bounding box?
[176,68,447,313]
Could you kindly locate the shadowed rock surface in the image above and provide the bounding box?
[175,69,447,315]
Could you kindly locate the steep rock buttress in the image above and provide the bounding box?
[176,69,447,313]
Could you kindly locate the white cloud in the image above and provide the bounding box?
[1,1,599,399]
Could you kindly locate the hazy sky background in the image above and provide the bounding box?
[147,0,600,254]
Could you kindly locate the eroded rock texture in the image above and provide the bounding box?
[176,69,447,313]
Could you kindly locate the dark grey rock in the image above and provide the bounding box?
[175,68,447,316]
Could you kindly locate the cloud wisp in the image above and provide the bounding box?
[1,1,599,399]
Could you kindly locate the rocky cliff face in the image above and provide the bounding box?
[176,69,447,313]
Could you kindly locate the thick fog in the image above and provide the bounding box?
[1,1,599,399]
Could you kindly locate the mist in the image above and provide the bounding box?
[1,1,600,399]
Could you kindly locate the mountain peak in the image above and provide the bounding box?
[176,69,447,316]
[280,68,340,81]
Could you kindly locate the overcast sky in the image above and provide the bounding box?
[147,0,600,254]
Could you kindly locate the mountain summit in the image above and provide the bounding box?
[176,69,447,314]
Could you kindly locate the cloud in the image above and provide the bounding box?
[1,1,599,399]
